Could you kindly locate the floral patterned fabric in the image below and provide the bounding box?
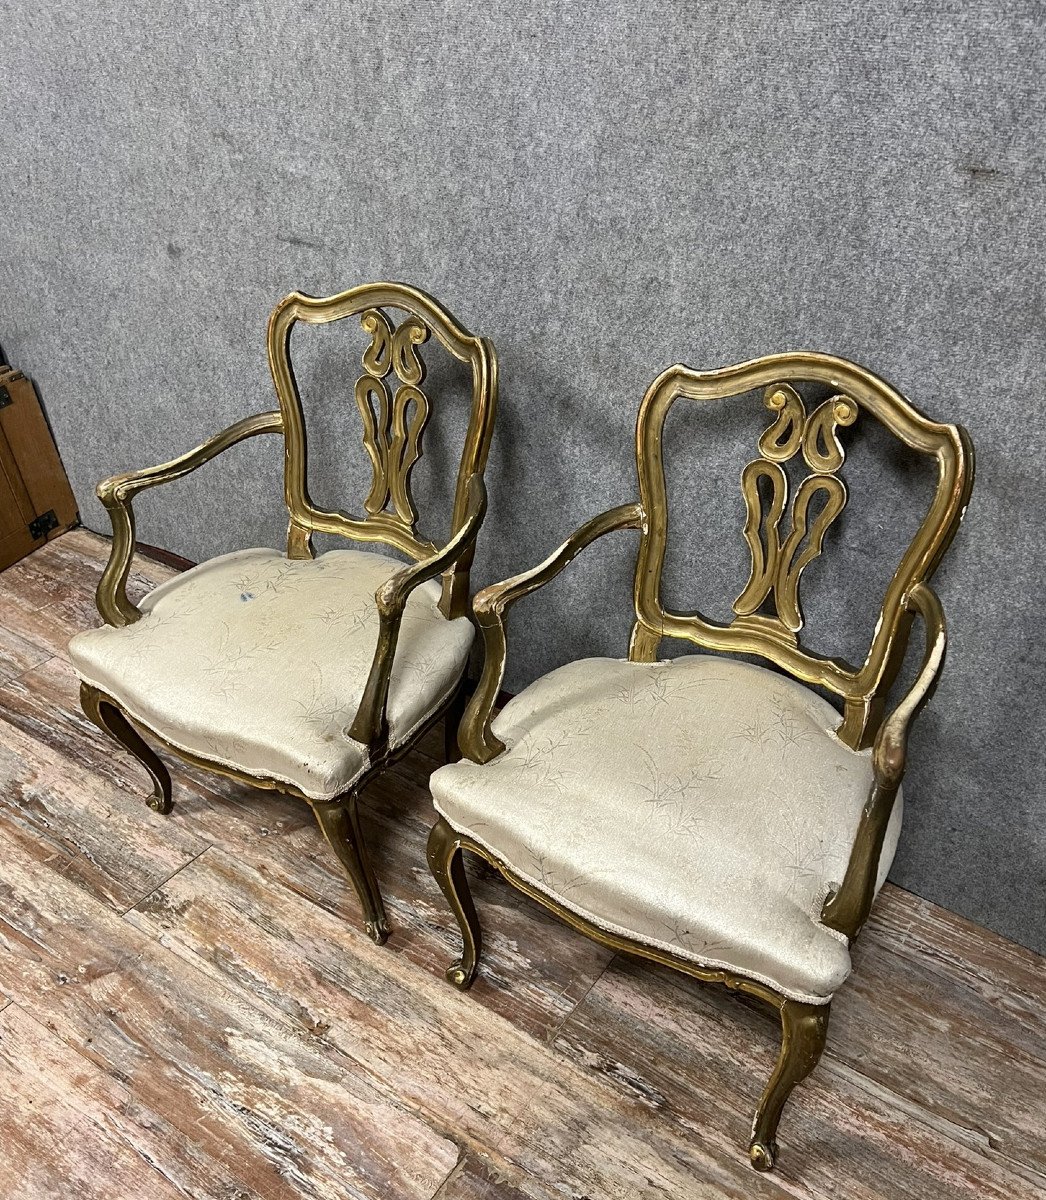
[70,547,473,801]
[430,655,901,1003]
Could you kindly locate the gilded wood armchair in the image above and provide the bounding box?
[71,283,497,943]
[426,353,972,1170]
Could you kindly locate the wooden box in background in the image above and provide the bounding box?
[0,364,77,570]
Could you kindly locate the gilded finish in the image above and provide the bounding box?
[820,580,946,941]
[446,351,972,1170]
[313,797,389,945]
[88,282,497,941]
[734,385,858,637]
[85,659,467,941]
[426,816,482,989]
[426,815,784,1007]
[355,307,433,528]
[348,475,487,746]
[429,814,818,1169]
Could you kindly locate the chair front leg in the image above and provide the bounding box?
[311,795,389,945]
[80,683,173,814]
[426,816,482,989]
[749,999,830,1171]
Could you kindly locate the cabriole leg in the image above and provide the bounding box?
[749,999,830,1171]
[79,682,172,814]
[312,796,389,945]
[427,815,481,989]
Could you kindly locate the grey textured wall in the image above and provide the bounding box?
[2,2,1044,952]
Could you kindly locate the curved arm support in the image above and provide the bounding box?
[820,582,946,941]
[95,412,284,627]
[348,475,488,747]
[458,502,646,765]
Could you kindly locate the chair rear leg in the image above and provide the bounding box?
[312,795,390,945]
[80,682,172,814]
[427,815,482,989]
[749,999,830,1171]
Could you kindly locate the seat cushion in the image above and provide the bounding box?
[70,547,473,801]
[430,655,901,1003]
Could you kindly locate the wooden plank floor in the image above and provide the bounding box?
[0,529,1043,1200]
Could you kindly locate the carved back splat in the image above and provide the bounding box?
[733,385,858,637]
[629,354,972,749]
[355,308,432,530]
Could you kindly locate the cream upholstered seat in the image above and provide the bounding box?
[71,547,474,801]
[431,655,899,1003]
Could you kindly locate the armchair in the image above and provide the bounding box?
[71,283,497,944]
[426,352,972,1169]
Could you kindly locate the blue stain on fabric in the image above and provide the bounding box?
[240,592,254,601]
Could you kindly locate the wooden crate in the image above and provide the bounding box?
[0,365,78,570]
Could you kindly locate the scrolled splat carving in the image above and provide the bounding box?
[758,385,805,462]
[804,394,858,473]
[361,309,393,377]
[355,309,433,529]
[391,316,429,386]
[355,375,391,514]
[386,384,430,525]
[733,384,858,636]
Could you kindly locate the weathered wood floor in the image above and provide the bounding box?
[0,529,1043,1199]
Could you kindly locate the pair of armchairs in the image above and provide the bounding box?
[68,283,973,1172]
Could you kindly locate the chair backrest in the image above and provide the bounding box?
[629,352,973,750]
[267,282,497,618]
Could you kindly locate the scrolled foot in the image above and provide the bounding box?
[366,917,391,946]
[445,959,476,991]
[146,785,173,815]
[749,1140,777,1172]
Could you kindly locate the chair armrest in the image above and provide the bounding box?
[870,583,947,789]
[458,501,646,764]
[348,475,488,746]
[820,582,946,940]
[95,411,284,627]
